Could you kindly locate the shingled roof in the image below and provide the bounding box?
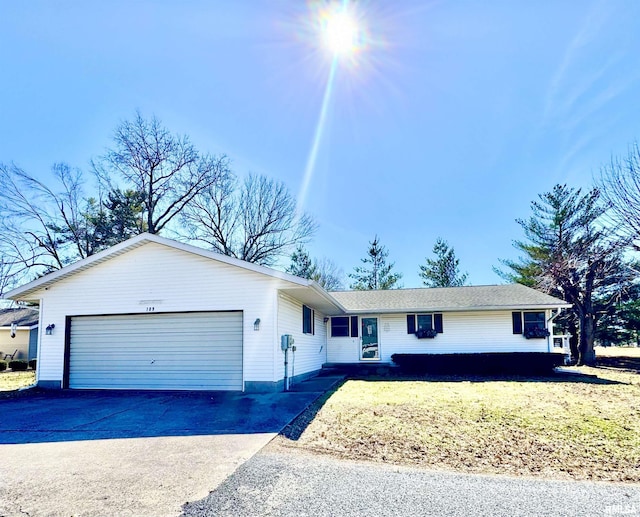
[329,284,570,313]
[0,307,39,327]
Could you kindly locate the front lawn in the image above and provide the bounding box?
[0,371,36,392]
[279,351,640,482]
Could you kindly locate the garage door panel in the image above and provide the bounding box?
[69,312,243,390]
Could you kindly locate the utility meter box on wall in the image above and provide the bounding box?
[280,334,294,351]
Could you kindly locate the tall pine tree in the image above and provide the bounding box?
[498,184,633,365]
[349,236,402,290]
[419,238,468,287]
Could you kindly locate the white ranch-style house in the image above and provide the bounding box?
[6,233,571,392]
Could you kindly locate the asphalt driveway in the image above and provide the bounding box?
[0,380,340,517]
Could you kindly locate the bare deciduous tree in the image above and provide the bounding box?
[0,162,89,277]
[93,111,229,234]
[183,173,317,266]
[287,246,344,290]
[0,163,146,292]
[598,141,640,250]
[312,257,345,291]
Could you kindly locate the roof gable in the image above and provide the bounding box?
[5,233,316,301]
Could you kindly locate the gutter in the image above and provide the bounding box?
[339,304,573,315]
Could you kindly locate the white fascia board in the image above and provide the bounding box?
[308,282,348,313]
[342,303,572,314]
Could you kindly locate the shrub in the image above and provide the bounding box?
[9,360,28,372]
[391,352,565,375]
[0,360,6,372]
[28,359,37,369]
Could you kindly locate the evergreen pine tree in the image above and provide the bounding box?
[419,238,468,287]
[349,236,402,290]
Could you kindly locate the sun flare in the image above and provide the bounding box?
[323,8,359,55]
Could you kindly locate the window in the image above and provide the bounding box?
[417,314,433,332]
[523,312,546,333]
[407,314,443,334]
[303,305,314,335]
[331,317,349,337]
[330,316,359,337]
[512,311,547,338]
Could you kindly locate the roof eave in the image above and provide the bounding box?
[340,303,572,314]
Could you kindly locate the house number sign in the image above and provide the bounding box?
[139,300,162,312]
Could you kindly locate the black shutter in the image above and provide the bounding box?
[512,311,523,334]
[350,316,359,337]
[434,313,443,333]
[407,314,416,334]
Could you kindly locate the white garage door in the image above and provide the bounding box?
[68,312,243,390]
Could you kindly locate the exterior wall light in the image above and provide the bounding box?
[254,318,261,331]
[323,317,329,323]
[10,321,17,339]
[45,324,55,335]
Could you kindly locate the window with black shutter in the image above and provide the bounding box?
[350,316,359,337]
[512,311,523,334]
[303,305,314,335]
[407,313,444,334]
[407,314,416,334]
[330,317,349,337]
[434,313,443,333]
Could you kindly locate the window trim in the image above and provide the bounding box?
[523,311,546,333]
[330,316,349,337]
[513,311,547,336]
[407,313,443,334]
[330,316,359,338]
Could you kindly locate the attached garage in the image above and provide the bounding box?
[66,311,243,391]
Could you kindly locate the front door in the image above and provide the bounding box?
[360,317,379,360]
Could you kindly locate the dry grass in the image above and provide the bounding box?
[276,348,640,482]
[0,370,36,391]
[595,346,640,358]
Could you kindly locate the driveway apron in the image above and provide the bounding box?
[0,379,340,517]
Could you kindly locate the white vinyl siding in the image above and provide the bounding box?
[277,294,326,380]
[327,310,551,363]
[69,312,242,390]
[32,242,277,386]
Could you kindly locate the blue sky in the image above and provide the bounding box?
[1,1,639,288]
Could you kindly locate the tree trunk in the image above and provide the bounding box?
[568,320,579,364]
[577,313,597,366]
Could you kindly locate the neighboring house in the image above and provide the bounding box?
[0,307,39,362]
[5,233,570,392]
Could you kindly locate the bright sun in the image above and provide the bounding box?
[322,8,360,56]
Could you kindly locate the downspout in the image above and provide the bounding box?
[283,346,289,392]
[546,308,564,353]
[36,298,44,387]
